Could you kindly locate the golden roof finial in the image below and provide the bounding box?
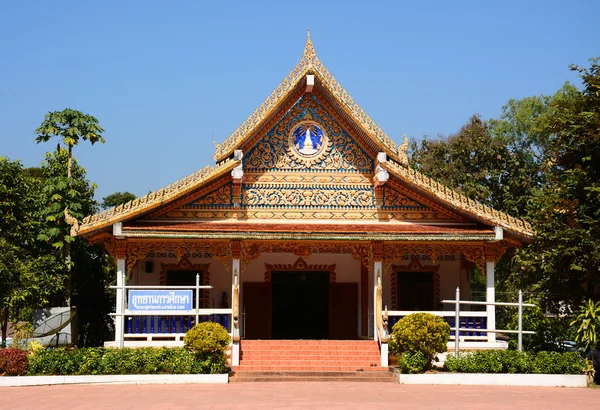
[303,28,316,62]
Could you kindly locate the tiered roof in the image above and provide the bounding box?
[77,33,533,240]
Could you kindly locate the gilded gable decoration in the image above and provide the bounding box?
[288,118,330,166]
[213,33,405,164]
[264,257,337,283]
[245,95,373,173]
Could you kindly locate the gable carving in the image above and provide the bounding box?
[245,94,373,173]
[153,94,464,222]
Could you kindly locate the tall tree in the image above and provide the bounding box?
[410,115,517,212]
[102,191,136,209]
[520,59,600,308]
[34,109,105,304]
[35,108,105,178]
[38,150,114,346]
[0,157,63,347]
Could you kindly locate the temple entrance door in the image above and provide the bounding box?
[271,271,329,339]
[243,282,272,339]
[329,283,358,339]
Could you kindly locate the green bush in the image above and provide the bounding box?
[183,322,230,374]
[444,350,585,374]
[397,351,428,374]
[389,313,450,370]
[0,348,29,376]
[25,346,227,376]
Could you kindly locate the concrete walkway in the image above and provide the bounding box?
[1,382,599,409]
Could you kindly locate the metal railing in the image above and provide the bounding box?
[443,287,535,357]
[109,274,232,347]
[386,311,488,341]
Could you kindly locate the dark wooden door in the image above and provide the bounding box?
[242,282,272,339]
[329,283,358,339]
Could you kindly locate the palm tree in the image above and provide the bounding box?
[35,108,105,178]
[35,108,105,305]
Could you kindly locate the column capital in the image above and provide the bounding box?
[116,239,127,259]
[485,242,507,263]
[372,241,383,262]
[231,239,242,259]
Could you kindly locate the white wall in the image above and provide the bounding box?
[382,256,466,312]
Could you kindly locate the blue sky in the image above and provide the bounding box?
[1,1,598,203]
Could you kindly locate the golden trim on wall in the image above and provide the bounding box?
[390,260,441,310]
[383,243,487,274]
[241,241,370,274]
[160,257,211,308]
[264,257,337,283]
[126,240,231,274]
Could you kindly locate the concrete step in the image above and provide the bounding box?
[230,370,397,383]
[239,361,381,367]
[241,340,377,346]
[241,350,379,358]
[232,365,387,371]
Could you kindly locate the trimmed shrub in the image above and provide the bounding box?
[0,348,29,376]
[389,313,450,370]
[397,351,428,374]
[25,346,226,376]
[183,322,230,374]
[444,350,585,374]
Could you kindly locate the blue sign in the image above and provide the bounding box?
[128,290,193,311]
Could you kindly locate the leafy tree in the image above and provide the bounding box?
[34,109,105,306]
[101,191,136,209]
[37,149,98,308]
[410,115,505,207]
[35,108,105,179]
[37,150,114,346]
[571,299,600,352]
[0,157,63,348]
[519,59,600,307]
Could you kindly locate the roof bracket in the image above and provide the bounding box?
[494,226,504,241]
[305,74,314,93]
[231,151,244,208]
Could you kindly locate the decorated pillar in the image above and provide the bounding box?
[485,246,496,343]
[115,239,127,348]
[372,241,383,339]
[231,240,241,365]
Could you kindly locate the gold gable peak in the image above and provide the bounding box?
[304,29,316,62]
[212,32,407,164]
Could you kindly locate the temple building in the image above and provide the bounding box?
[76,33,534,370]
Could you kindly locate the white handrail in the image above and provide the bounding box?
[442,288,535,356]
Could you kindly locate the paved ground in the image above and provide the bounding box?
[2,382,599,409]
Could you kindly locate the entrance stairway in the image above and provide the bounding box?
[230,340,396,382]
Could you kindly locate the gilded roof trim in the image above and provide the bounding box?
[77,158,239,236]
[382,160,534,238]
[213,32,407,164]
[120,230,495,242]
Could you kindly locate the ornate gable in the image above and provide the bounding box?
[244,94,373,173]
[152,93,461,223]
[77,33,532,241]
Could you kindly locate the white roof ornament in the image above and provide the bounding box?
[305,74,314,93]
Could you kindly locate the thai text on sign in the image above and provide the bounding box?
[128,290,193,311]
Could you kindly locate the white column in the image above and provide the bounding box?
[231,242,241,366]
[115,258,126,348]
[486,260,496,343]
[373,260,382,340]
